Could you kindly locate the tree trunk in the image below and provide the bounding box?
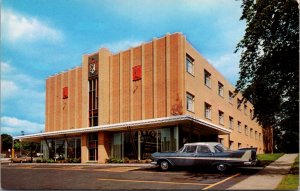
[263,126,273,153]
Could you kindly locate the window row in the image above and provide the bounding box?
[185,54,254,120]
[186,93,262,141]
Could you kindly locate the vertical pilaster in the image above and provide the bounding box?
[53,76,57,131]
[67,71,70,129]
[82,55,89,127]
[74,68,78,128]
[153,39,157,118]
[119,52,123,122]
[141,44,145,119]
[166,33,171,116]
[130,48,133,121]
[109,56,113,123]
[181,35,186,114]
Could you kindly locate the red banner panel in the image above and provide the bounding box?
[132,65,142,81]
[63,87,68,99]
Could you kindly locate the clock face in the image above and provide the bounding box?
[89,63,96,74]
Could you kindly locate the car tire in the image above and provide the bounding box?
[216,163,227,172]
[159,160,170,171]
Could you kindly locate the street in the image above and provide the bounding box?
[1,164,261,190]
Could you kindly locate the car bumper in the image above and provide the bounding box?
[151,162,158,165]
[244,159,258,166]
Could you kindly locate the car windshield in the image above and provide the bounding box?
[214,144,230,152]
[177,146,185,152]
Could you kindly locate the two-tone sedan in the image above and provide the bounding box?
[151,142,257,172]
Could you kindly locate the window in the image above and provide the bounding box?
[259,133,262,141]
[186,54,194,75]
[205,103,212,119]
[183,145,197,153]
[255,131,258,140]
[238,143,242,149]
[186,93,194,112]
[218,82,224,97]
[197,145,211,153]
[89,78,98,127]
[229,116,234,129]
[238,121,242,132]
[250,109,253,119]
[219,110,224,125]
[218,138,224,145]
[237,98,242,110]
[244,104,247,115]
[250,128,253,138]
[245,125,248,136]
[229,91,234,104]
[204,70,211,88]
[229,141,234,150]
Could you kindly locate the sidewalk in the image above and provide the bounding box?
[227,153,298,190]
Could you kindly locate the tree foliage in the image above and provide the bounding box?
[1,134,13,152]
[236,0,299,153]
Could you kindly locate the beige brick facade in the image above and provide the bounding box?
[45,32,264,163]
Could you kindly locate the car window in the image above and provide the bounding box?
[214,144,229,152]
[183,145,197,153]
[197,145,211,153]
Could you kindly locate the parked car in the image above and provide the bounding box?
[11,155,32,163]
[151,142,257,172]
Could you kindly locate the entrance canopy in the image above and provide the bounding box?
[14,115,231,142]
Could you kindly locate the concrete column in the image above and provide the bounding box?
[98,131,109,164]
[81,133,88,163]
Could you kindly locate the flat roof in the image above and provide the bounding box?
[14,115,231,142]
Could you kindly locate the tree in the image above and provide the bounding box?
[1,134,13,152]
[235,0,299,153]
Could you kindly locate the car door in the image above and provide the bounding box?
[194,145,214,166]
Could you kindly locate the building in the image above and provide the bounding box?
[15,32,264,163]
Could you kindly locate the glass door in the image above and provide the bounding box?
[88,133,98,161]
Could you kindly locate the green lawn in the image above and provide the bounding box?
[257,153,284,167]
[277,155,299,190]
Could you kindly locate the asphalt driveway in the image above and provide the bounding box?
[1,164,261,190]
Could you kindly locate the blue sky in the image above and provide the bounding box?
[1,0,245,136]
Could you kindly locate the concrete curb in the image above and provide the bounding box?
[6,162,154,167]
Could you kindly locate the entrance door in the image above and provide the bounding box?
[88,133,98,161]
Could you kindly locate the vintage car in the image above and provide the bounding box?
[151,142,257,172]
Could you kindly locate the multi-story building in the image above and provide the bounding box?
[16,32,264,163]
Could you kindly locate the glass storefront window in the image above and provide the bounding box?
[110,126,178,161]
[88,133,98,161]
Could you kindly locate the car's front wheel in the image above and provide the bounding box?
[159,160,170,171]
[215,163,227,172]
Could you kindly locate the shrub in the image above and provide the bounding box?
[46,159,55,163]
[106,158,123,163]
[36,158,43,163]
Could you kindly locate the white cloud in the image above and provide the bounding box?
[1,116,44,136]
[1,61,45,123]
[1,80,19,99]
[1,61,12,73]
[208,53,240,85]
[1,9,63,43]
[99,39,143,53]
